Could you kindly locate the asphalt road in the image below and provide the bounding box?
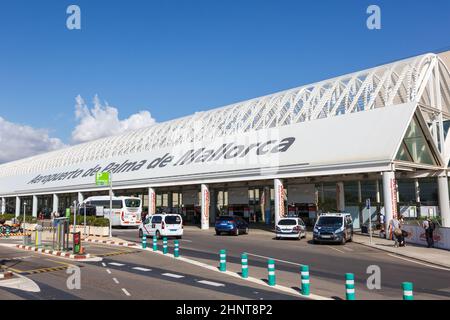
[0,241,304,300]
[114,226,450,300]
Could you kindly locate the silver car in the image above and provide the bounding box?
[275,217,307,240]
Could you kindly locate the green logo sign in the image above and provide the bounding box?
[96,172,110,186]
[65,208,71,218]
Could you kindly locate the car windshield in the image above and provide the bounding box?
[217,216,234,221]
[125,199,141,208]
[317,216,343,227]
[165,215,181,224]
[278,219,297,226]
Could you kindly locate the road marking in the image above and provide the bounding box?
[102,263,106,267]
[113,278,119,284]
[245,253,303,266]
[121,288,131,296]
[132,267,152,272]
[342,246,354,252]
[326,246,345,254]
[181,239,193,243]
[162,273,184,279]
[387,254,450,271]
[108,262,125,266]
[197,280,225,287]
[106,269,112,274]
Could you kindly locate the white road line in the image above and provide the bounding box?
[342,246,354,252]
[245,253,303,266]
[121,288,131,296]
[132,267,152,272]
[181,239,193,243]
[162,273,185,279]
[326,245,345,254]
[106,269,112,274]
[113,278,119,284]
[109,262,125,266]
[197,280,225,287]
[387,254,450,271]
[102,263,106,267]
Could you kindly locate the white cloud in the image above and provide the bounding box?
[71,95,156,144]
[0,117,66,164]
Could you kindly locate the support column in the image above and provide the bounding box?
[376,180,381,203]
[437,172,450,227]
[201,184,210,230]
[32,195,38,217]
[1,197,5,214]
[336,182,345,212]
[53,194,59,215]
[274,179,285,226]
[78,192,84,204]
[15,197,21,217]
[210,189,216,224]
[414,179,421,203]
[357,181,362,203]
[382,171,398,238]
[148,187,156,215]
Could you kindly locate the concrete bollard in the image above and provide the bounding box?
[402,282,414,300]
[219,249,226,272]
[345,273,355,300]
[142,234,147,249]
[152,235,157,251]
[174,240,180,258]
[300,265,310,296]
[241,253,248,278]
[268,259,276,286]
[163,237,168,254]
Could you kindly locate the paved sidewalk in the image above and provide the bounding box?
[353,234,450,269]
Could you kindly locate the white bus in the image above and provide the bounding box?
[82,196,142,227]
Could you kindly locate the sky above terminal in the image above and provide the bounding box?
[0,0,449,163]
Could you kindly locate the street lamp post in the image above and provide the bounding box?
[22,201,26,244]
[83,203,87,237]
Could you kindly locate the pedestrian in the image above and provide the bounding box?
[423,217,435,248]
[390,216,402,247]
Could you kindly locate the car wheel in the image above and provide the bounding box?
[177,236,182,239]
[275,237,280,240]
[312,239,318,244]
[215,230,221,236]
[340,236,346,245]
[234,228,239,236]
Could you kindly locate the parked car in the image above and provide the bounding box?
[275,217,307,240]
[215,216,249,236]
[138,213,183,239]
[312,213,353,245]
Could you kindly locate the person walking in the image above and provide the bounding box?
[390,215,402,247]
[423,217,435,248]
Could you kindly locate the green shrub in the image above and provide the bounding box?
[69,215,110,227]
[0,214,15,221]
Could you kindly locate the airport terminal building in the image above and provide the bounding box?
[1,51,450,233]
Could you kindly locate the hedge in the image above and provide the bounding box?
[69,215,110,227]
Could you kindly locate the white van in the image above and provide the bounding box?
[139,213,183,239]
[83,196,142,227]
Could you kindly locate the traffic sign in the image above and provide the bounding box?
[96,172,110,186]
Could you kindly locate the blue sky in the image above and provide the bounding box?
[0,0,449,159]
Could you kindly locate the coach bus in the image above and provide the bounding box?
[82,196,142,227]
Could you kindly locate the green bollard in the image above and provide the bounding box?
[402,282,414,300]
[345,273,355,300]
[174,240,180,258]
[301,265,310,296]
[241,253,248,278]
[142,234,147,249]
[268,259,276,286]
[152,235,157,251]
[163,237,168,254]
[219,249,226,272]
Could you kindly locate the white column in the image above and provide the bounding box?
[78,192,84,204]
[148,187,156,215]
[414,179,421,203]
[32,195,38,217]
[382,171,398,237]
[201,184,210,230]
[437,172,450,227]
[274,179,285,226]
[376,180,381,203]
[53,194,59,214]
[1,197,5,214]
[15,197,21,217]
[336,182,345,212]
